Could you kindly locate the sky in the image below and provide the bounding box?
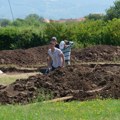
[0,0,116,20]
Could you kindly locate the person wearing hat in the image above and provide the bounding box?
[59,40,74,66]
[47,40,65,72]
[46,36,59,69]
[51,37,59,49]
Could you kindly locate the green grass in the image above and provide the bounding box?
[0,99,120,120]
[0,72,39,85]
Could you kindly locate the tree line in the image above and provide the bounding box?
[0,0,119,50]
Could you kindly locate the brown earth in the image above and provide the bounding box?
[71,45,120,62]
[0,45,49,67]
[0,45,120,67]
[0,64,120,104]
[0,45,120,104]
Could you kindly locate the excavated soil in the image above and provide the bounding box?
[0,45,120,104]
[0,45,120,67]
[0,45,49,67]
[0,64,120,104]
[72,45,120,62]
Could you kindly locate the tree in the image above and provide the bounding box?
[85,13,104,20]
[25,14,44,26]
[12,18,25,26]
[0,19,11,27]
[105,0,120,20]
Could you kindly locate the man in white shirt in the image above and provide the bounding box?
[47,40,65,71]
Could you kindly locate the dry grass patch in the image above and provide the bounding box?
[0,72,39,85]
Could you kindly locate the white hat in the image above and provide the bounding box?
[51,37,57,41]
[59,41,65,50]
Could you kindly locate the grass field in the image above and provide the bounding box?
[0,99,120,120]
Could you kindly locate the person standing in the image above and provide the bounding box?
[47,40,65,71]
[59,40,74,66]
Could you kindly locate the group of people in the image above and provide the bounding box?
[46,36,74,73]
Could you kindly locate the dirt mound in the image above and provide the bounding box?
[0,45,120,67]
[0,64,120,104]
[0,45,49,66]
[72,45,120,62]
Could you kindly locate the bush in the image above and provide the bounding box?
[0,19,120,50]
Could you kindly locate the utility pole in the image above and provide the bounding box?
[8,0,14,21]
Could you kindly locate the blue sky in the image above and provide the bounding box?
[0,0,116,20]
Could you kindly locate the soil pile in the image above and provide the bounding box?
[0,64,120,104]
[0,45,120,67]
[72,45,120,62]
[0,45,49,66]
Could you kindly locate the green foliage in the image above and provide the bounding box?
[0,14,45,27]
[0,26,47,50]
[0,19,120,50]
[85,13,104,20]
[12,18,26,27]
[0,27,19,49]
[12,27,47,49]
[0,19,11,27]
[35,88,53,102]
[45,22,68,42]
[105,0,120,20]
[101,19,120,45]
[24,14,44,27]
